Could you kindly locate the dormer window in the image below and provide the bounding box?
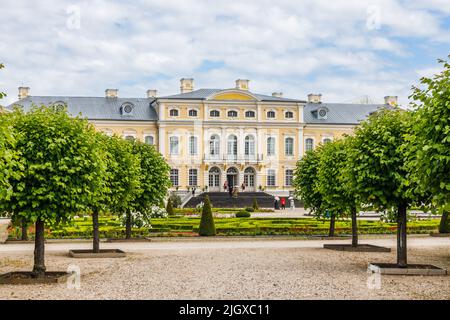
[121,103,134,115]
[317,107,328,119]
[228,110,238,118]
[169,109,179,117]
[51,101,66,112]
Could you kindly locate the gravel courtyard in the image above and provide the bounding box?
[0,236,449,300]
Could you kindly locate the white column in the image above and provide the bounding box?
[221,127,226,160]
[298,127,304,158]
[159,126,166,155]
[238,127,244,159]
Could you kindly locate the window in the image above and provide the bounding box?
[285,111,294,119]
[189,136,198,156]
[267,169,276,186]
[209,167,220,187]
[244,135,255,156]
[227,135,238,156]
[209,135,220,156]
[267,137,276,156]
[245,110,255,118]
[323,138,332,144]
[170,169,179,186]
[305,138,314,152]
[188,109,198,117]
[210,110,220,117]
[285,170,294,186]
[244,167,255,187]
[188,169,198,186]
[267,111,276,119]
[318,108,328,119]
[124,135,135,141]
[169,109,179,117]
[285,137,294,156]
[228,110,238,118]
[169,136,179,155]
[144,136,154,145]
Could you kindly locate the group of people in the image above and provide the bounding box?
[274,195,295,210]
[223,181,246,198]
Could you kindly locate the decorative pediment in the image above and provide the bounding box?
[207,90,260,101]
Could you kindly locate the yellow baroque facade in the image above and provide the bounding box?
[9,79,396,197]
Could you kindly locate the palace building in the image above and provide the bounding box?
[7,79,396,197]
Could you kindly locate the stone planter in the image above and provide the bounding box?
[0,219,11,244]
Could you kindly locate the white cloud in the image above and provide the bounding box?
[0,0,449,106]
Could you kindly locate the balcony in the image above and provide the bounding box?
[203,154,264,164]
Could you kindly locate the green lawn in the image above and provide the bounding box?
[7,215,441,239]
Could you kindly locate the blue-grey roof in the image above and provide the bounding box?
[6,96,158,121]
[159,88,305,102]
[304,103,386,125]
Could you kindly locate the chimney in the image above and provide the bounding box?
[384,96,398,106]
[180,78,194,93]
[272,92,283,98]
[105,89,118,98]
[235,79,249,91]
[307,93,322,103]
[18,87,30,100]
[147,89,158,98]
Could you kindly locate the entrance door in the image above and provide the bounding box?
[244,167,256,191]
[226,167,238,189]
[208,167,220,192]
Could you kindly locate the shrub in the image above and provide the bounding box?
[166,198,175,216]
[245,207,255,212]
[252,198,259,211]
[236,211,251,218]
[169,193,182,208]
[199,196,216,236]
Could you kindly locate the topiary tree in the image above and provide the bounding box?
[348,108,420,267]
[252,198,259,211]
[406,56,450,234]
[199,195,216,236]
[166,197,174,216]
[131,141,171,223]
[293,147,337,236]
[317,137,360,245]
[0,106,105,276]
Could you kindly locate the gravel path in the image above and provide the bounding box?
[0,236,449,300]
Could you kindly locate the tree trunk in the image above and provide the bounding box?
[438,211,450,234]
[351,206,358,247]
[32,219,46,277]
[125,211,132,239]
[21,218,28,241]
[328,213,336,237]
[92,209,100,253]
[397,203,408,268]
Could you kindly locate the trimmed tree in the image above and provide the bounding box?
[199,195,216,236]
[1,106,105,276]
[406,56,450,233]
[166,198,174,216]
[293,146,336,236]
[252,198,259,211]
[317,137,360,245]
[348,108,419,267]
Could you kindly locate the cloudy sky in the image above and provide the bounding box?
[1,0,449,106]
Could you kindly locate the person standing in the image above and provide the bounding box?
[274,195,280,210]
[223,181,228,192]
[241,182,246,192]
[288,195,295,210]
[280,197,286,210]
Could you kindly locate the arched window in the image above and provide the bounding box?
[285,137,294,156]
[323,138,332,144]
[170,169,179,186]
[245,135,255,156]
[267,137,276,156]
[209,135,220,157]
[305,138,314,152]
[124,135,135,141]
[267,169,276,186]
[169,109,179,117]
[188,109,198,117]
[227,135,238,156]
[170,136,179,155]
[210,110,220,117]
[244,167,255,187]
[285,111,294,119]
[267,110,276,119]
[209,167,220,187]
[228,110,238,118]
[245,110,255,118]
[188,169,198,186]
[145,135,154,145]
[189,136,198,155]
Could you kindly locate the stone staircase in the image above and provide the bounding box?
[184,192,302,209]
